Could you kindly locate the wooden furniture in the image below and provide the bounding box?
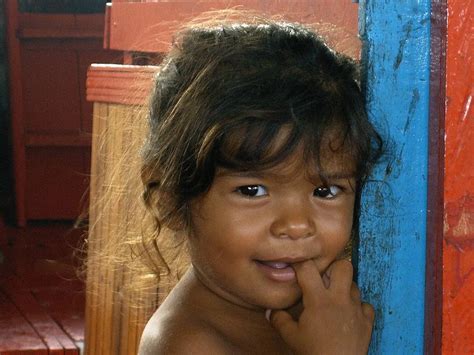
[5,1,121,225]
[85,65,163,355]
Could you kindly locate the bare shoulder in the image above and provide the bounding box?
[138,308,230,355]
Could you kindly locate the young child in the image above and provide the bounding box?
[138,16,383,355]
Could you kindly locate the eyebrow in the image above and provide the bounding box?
[318,172,356,180]
[216,170,265,179]
[216,169,356,181]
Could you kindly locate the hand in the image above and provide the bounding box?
[269,259,375,355]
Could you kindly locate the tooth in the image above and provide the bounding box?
[264,261,289,269]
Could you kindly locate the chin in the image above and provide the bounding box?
[261,289,301,310]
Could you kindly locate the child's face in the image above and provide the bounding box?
[188,143,356,310]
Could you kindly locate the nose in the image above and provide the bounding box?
[269,200,316,240]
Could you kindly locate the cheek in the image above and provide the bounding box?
[317,204,354,253]
[188,213,256,264]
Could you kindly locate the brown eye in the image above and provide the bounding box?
[313,186,341,199]
[236,185,267,197]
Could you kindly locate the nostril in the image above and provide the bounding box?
[273,223,315,240]
[269,207,316,239]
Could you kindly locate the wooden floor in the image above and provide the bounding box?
[0,220,85,354]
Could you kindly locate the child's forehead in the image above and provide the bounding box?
[218,147,356,181]
[215,120,358,179]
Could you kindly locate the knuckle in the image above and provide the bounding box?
[351,282,361,297]
[338,259,354,273]
[362,302,376,321]
[331,259,353,280]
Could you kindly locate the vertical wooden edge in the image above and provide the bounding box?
[84,102,99,355]
[424,1,446,354]
[123,52,133,65]
[4,0,26,226]
[357,1,431,353]
[103,3,111,50]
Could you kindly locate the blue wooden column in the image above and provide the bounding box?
[357,2,431,354]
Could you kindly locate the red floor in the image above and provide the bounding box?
[0,220,85,354]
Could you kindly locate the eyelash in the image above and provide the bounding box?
[313,185,343,199]
[235,185,344,199]
[236,185,267,197]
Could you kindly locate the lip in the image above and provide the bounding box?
[254,257,310,283]
[256,256,311,264]
[255,260,296,282]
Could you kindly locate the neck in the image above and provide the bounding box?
[170,266,293,353]
[186,266,269,325]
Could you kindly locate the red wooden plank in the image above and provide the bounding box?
[86,64,156,105]
[32,286,85,344]
[25,148,89,220]
[443,0,474,353]
[21,46,81,134]
[18,13,104,36]
[107,1,359,54]
[24,134,91,147]
[18,28,102,39]
[0,290,48,354]
[1,276,79,355]
[18,13,76,30]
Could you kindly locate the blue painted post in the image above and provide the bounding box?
[357,2,431,354]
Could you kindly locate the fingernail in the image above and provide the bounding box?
[265,309,272,321]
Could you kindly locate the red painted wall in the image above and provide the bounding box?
[443,1,474,353]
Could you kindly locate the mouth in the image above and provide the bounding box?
[254,259,304,282]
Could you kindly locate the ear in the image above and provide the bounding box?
[164,213,188,232]
[162,200,191,233]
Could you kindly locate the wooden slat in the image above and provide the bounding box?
[18,13,105,36]
[85,101,184,354]
[17,28,103,39]
[1,276,79,355]
[106,1,359,55]
[86,65,156,105]
[0,290,48,355]
[442,0,474,353]
[25,134,92,147]
[85,103,108,355]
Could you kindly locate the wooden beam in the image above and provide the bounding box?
[357,1,431,353]
[442,0,474,352]
[106,1,358,54]
[86,64,157,106]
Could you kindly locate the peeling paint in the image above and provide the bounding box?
[404,89,420,133]
[394,22,412,70]
[444,194,474,244]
